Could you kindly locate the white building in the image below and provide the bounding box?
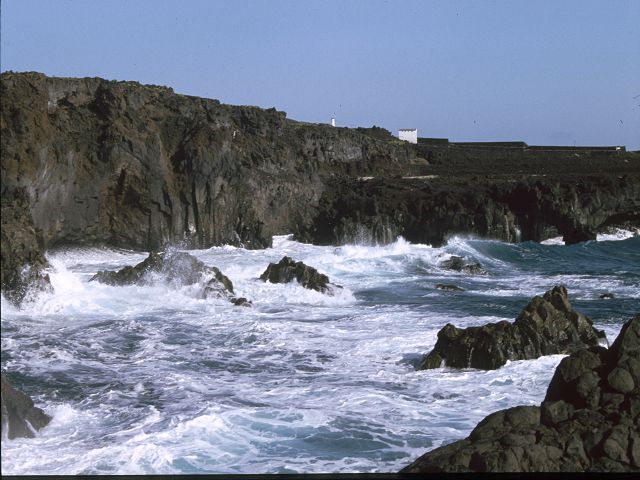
[399,128,418,144]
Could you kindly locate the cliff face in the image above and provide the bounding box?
[295,174,640,247]
[1,72,415,298]
[1,72,413,252]
[2,72,639,302]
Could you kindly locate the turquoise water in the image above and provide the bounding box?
[1,234,638,474]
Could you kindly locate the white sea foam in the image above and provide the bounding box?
[596,228,639,242]
[1,235,637,474]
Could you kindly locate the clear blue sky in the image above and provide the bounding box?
[2,0,639,149]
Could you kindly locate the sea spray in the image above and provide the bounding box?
[1,235,638,474]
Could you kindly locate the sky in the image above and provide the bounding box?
[2,0,639,149]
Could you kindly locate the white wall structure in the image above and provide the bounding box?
[399,128,418,143]
[331,117,336,127]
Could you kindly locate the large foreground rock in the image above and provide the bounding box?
[90,251,245,304]
[259,256,341,294]
[419,286,606,370]
[402,315,640,472]
[1,374,51,439]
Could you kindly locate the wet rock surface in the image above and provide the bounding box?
[402,315,640,472]
[1,374,51,440]
[259,256,341,294]
[90,251,243,303]
[419,286,606,370]
[1,188,52,305]
[438,256,484,274]
[435,283,465,292]
[296,174,640,247]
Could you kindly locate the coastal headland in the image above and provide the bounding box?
[2,72,638,302]
[1,72,639,472]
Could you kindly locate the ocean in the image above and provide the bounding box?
[1,232,639,474]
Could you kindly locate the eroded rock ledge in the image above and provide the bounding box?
[419,286,606,370]
[402,315,640,472]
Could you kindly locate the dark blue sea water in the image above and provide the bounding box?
[1,233,638,474]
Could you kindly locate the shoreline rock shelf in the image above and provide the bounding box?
[402,315,640,472]
[419,286,607,370]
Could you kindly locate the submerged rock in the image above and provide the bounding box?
[438,256,484,275]
[1,374,51,439]
[419,286,606,370]
[402,315,640,473]
[259,256,341,294]
[599,293,615,299]
[435,283,465,292]
[90,251,243,304]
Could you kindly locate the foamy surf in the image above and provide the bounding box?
[2,235,638,474]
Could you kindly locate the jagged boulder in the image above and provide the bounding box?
[1,374,51,439]
[90,251,164,285]
[419,286,606,370]
[402,315,640,472]
[259,256,341,294]
[90,251,245,304]
[438,256,484,275]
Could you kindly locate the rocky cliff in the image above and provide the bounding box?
[0,72,413,300]
[2,72,639,302]
[295,173,640,247]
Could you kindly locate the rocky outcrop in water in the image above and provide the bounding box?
[259,256,340,294]
[419,286,606,370]
[438,256,484,274]
[435,283,465,292]
[402,315,640,472]
[90,251,240,303]
[295,175,640,247]
[1,374,51,440]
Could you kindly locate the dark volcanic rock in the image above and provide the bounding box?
[419,286,606,370]
[90,251,241,303]
[0,72,413,254]
[259,256,341,294]
[1,374,51,439]
[90,251,164,285]
[438,256,484,274]
[296,175,640,247]
[435,283,465,292]
[1,188,52,305]
[600,293,615,299]
[402,315,640,473]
